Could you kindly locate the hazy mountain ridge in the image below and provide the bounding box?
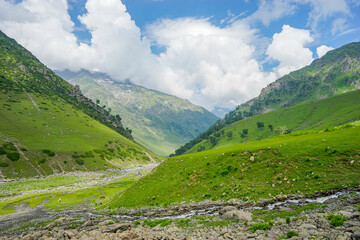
[56,70,218,156]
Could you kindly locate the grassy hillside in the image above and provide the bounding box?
[56,70,218,156]
[186,89,360,153]
[112,122,360,208]
[0,31,161,178]
[173,42,360,156]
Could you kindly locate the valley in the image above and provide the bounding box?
[1,20,360,240]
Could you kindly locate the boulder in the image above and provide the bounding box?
[219,206,238,215]
[351,233,360,240]
[221,210,252,222]
[103,223,132,233]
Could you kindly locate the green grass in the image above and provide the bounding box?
[326,214,347,227]
[0,30,161,178]
[0,172,141,214]
[112,124,360,208]
[188,90,360,153]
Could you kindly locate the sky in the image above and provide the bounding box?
[0,0,359,116]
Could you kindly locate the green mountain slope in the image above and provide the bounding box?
[55,70,218,156]
[0,31,160,179]
[173,42,360,156]
[112,122,360,208]
[186,89,360,153]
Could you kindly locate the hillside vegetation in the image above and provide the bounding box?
[0,31,160,178]
[56,70,218,156]
[113,122,360,208]
[187,89,360,153]
[173,42,360,156]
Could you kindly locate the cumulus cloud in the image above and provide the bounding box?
[0,0,278,111]
[146,18,276,109]
[316,45,334,58]
[266,25,314,77]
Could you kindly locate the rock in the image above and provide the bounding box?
[117,231,138,240]
[82,220,93,228]
[98,220,113,226]
[338,211,353,218]
[351,233,360,240]
[300,224,317,230]
[250,156,255,161]
[221,210,252,222]
[64,230,75,238]
[103,223,132,233]
[219,206,238,215]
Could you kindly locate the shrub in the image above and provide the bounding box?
[93,149,102,154]
[143,219,172,228]
[286,216,290,224]
[0,162,9,167]
[75,159,84,165]
[20,147,27,151]
[42,149,51,154]
[48,152,55,157]
[39,159,46,164]
[6,152,20,161]
[326,214,347,227]
[142,156,150,161]
[287,231,298,238]
[2,142,16,151]
[249,222,272,233]
[0,147,6,155]
[63,160,68,164]
[72,154,80,159]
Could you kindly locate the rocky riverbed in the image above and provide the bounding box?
[1,188,360,239]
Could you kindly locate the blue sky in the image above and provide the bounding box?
[1,0,360,115]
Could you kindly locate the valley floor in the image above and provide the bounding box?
[1,186,360,239]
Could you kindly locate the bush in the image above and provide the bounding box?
[6,152,20,161]
[20,147,27,151]
[0,147,6,155]
[48,152,55,157]
[142,156,150,161]
[2,142,16,151]
[287,231,298,238]
[326,214,347,227]
[75,159,84,165]
[38,159,46,164]
[249,222,272,233]
[0,162,9,167]
[63,160,68,164]
[286,216,290,224]
[42,149,51,154]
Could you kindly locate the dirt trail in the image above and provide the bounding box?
[23,88,40,112]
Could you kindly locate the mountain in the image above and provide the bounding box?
[0,31,160,179]
[172,41,360,156]
[55,70,218,156]
[187,90,360,153]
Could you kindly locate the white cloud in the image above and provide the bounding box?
[304,0,350,32]
[146,18,276,110]
[0,0,277,111]
[266,25,314,77]
[316,45,334,58]
[331,18,348,35]
[247,0,297,26]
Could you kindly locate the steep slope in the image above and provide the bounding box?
[56,70,218,156]
[230,41,360,117]
[173,42,360,156]
[0,31,160,179]
[112,122,360,208]
[186,90,360,153]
